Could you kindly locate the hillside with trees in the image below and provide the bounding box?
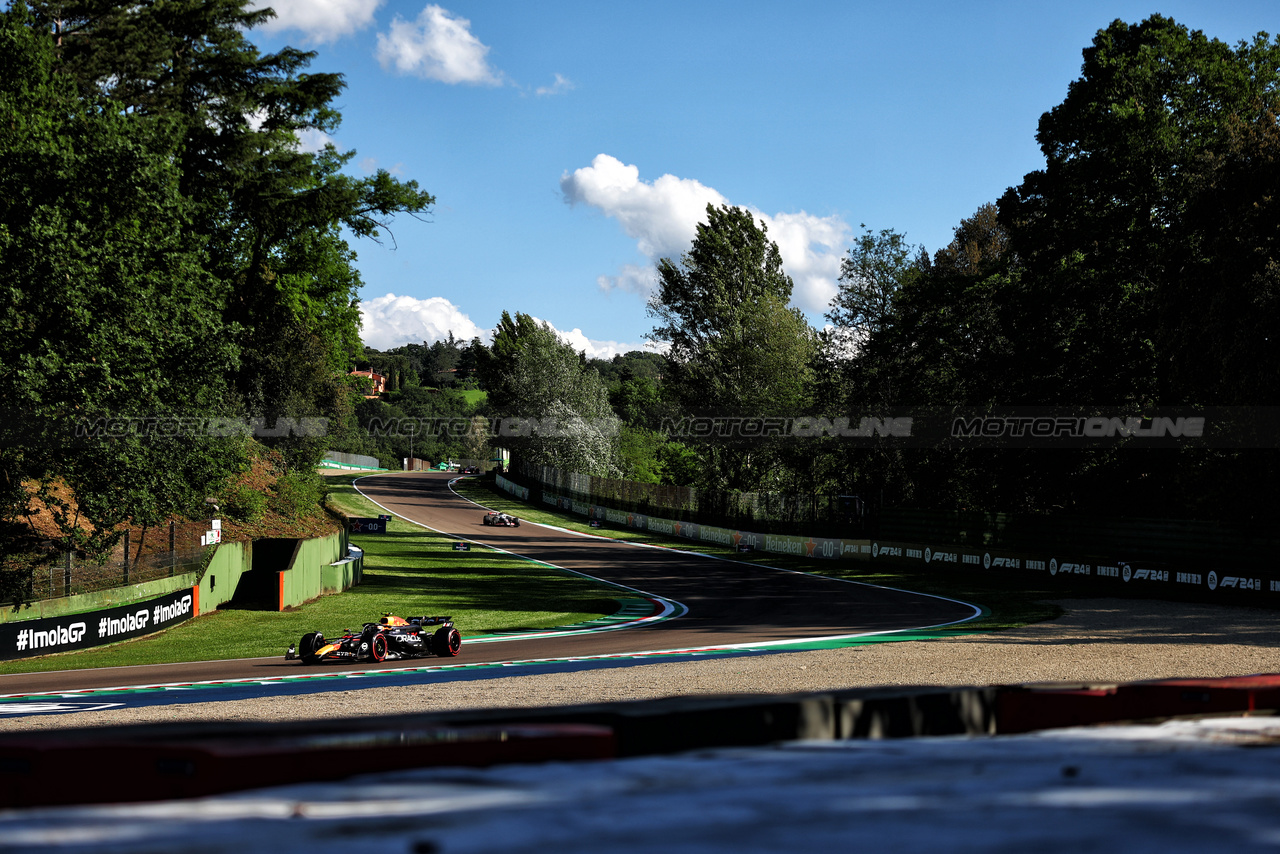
[5,9,1277,604]
[0,0,432,599]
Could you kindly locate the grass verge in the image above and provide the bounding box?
[452,477,1070,633]
[0,474,620,675]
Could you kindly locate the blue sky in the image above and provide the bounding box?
[248,1,1279,358]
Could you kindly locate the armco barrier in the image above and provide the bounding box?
[495,473,529,501]
[321,450,381,470]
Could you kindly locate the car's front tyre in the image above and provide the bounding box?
[299,631,323,664]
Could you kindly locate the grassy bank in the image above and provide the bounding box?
[452,477,1066,632]
[0,474,620,675]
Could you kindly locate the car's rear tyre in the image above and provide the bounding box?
[299,631,322,664]
[371,632,388,662]
[433,626,462,657]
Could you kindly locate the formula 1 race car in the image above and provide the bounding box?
[286,614,461,664]
[482,510,520,527]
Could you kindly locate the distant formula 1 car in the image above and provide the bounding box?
[482,510,520,527]
[286,614,461,664]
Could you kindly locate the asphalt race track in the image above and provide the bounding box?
[0,472,979,698]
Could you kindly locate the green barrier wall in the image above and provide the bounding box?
[5,532,363,628]
[277,532,357,610]
[198,541,251,613]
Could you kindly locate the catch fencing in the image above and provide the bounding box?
[515,461,872,537]
[31,519,214,600]
[513,461,1277,569]
[321,450,381,470]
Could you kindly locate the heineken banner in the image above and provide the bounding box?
[0,588,196,661]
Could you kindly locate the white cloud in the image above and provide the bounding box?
[528,316,651,361]
[766,210,850,312]
[250,0,381,44]
[595,263,657,297]
[294,126,336,153]
[359,295,647,360]
[536,73,575,97]
[561,154,726,261]
[244,107,337,153]
[560,154,851,313]
[359,294,486,350]
[375,5,502,84]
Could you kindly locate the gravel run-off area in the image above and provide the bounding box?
[7,597,1280,733]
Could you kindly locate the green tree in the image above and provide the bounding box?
[0,1,436,601]
[826,227,919,345]
[990,15,1280,520]
[478,312,619,477]
[648,204,815,490]
[823,226,923,414]
[28,0,434,466]
[998,14,1280,407]
[0,1,246,572]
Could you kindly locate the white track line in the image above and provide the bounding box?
[353,474,688,634]
[361,473,983,645]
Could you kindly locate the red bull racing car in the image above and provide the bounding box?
[286,614,461,664]
[482,510,520,527]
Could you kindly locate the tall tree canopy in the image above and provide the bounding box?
[649,204,815,491]
[0,0,434,583]
[998,14,1280,407]
[478,312,620,477]
[24,0,432,444]
[816,15,1280,519]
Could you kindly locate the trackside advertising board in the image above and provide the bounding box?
[0,588,196,661]
[857,540,1280,605]
[569,499,1280,608]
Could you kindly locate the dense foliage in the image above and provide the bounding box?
[476,312,620,477]
[818,16,1280,521]
[0,0,431,596]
